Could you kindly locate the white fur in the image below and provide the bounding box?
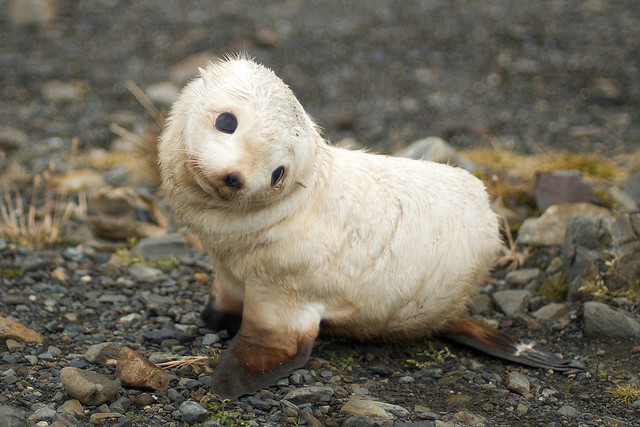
[159,57,503,341]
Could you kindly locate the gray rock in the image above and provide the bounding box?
[492,290,530,316]
[564,213,640,300]
[505,268,540,287]
[468,294,494,315]
[110,396,133,414]
[0,405,26,427]
[341,398,409,419]
[609,186,638,211]
[0,127,27,152]
[532,303,568,322]
[179,400,208,424]
[557,404,579,417]
[59,367,119,406]
[129,263,165,282]
[394,137,475,171]
[505,371,530,395]
[41,80,84,103]
[622,172,640,203]
[583,301,640,339]
[519,203,611,246]
[343,415,376,427]
[283,386,334,404]
[202,333,220,346]
[26,406,56,424]
[134,233,191,263]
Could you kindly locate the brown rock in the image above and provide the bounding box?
[115,347,169,392]
[0,316,43,343]
[533,171,600,211]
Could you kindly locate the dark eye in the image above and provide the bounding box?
[215,112,237,134]
[271,166,285,186]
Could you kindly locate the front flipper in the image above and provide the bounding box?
[211,296,322,399]
[441,316,572,371]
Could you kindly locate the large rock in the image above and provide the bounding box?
[583,301,640,339]
[518,203,612,246]
[533,171,600,211]
[85,342,120,365]
[564,212,640,300]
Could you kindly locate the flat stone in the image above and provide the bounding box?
[0,405,26,427]
[341,398,409,420]
[283,386,334,404]
[115,347,170,392]
[493,290,530,316]
[60,367,119,406]
[58,399,84,417]
[583,301,640,339]
[505,268,540,287]
[532,303,568,322]
[558,404,580,417]
[395,137,475,172]
[0,316,43,343]
[506,371,530,395]
[129,263,165,282]
[134,233,191,262]
[518,203,612,246]
[26,406,56,424]
[468,294,494,315]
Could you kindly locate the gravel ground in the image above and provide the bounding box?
[2,1,640,426]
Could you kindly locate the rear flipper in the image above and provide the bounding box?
[441,316,572,371]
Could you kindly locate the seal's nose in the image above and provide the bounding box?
[222,172,244,190]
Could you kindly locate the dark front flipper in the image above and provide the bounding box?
[211,333,315,399]
[441,316,572,371]
[201,296,242,336]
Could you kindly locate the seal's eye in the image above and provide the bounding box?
[271,166,285,186]
[215,112,237,134]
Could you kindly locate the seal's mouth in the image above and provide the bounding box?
[188,159,234,201]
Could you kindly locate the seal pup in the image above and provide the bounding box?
[158,56,570,399]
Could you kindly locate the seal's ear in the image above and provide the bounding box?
[198,67,211,88]
[210,293,321,399]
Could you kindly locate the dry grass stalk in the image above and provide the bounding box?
[0,172,85,247]
[496,215,530,271]
[156,349,222,371]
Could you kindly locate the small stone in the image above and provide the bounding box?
[59,367,119,406]
[395,137,475,171]
[468,294,494,315]
[115,347,170,392]
[505,371,530,395]
[134,233,191,263]
[202,333,220,346]
[26,406,56,424]
[50,267,68,282]
[58,399,84,418]
[532,303,568,322]
[179,400,208,424]
[557,404,579,417]
[493,290,530,316]
[505,268,540,287]
[85,342,120,365]
[343,415,376,427]
[89,412,123,423]
[129,263,165,282]
[0,316,44,343]
[5,339,22,352]
[283,386,334,404]
[341,398,409,420]
[583,301,640,339]
[42,80,84,103]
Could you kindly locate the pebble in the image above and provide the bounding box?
[532,303,568,322]
[26,406,56,424]
[557,404,579,417]
[58,399,84,418]
[129,263,166,282]
[41,80,85,103]
[505,268,540,287]
[492,290,530,316]
[505,371,530,395]
[341,398,407,420]
[283,386,334,404]
[134,233,192,262]
[179,400,209,424]
[59,367,119,406]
